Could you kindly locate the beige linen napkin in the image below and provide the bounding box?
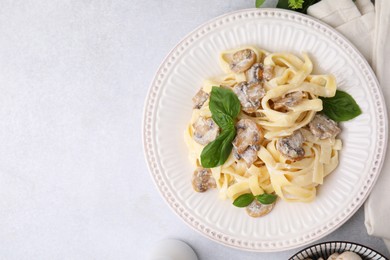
[364,0,390,250]
[308,0,375,63]
[308,0,390,250]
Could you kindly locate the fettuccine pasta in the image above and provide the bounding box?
[185,46,342,217]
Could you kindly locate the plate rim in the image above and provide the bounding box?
[142,8,388,252]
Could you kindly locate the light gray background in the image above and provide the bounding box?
[0,0,388,259]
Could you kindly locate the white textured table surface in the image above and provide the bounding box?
[0,0,388,259]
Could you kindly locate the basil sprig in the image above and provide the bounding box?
[200,87,240,168]
[233,193,278,207]
[320,90,362,122]
[256,0,321,14]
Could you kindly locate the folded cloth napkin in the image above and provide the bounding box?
[308,0,375,63]
[364,0,390,250]
[308,0,390,251]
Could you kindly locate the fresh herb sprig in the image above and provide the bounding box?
[256,0,321,14]
[233,193,278,207]
[320,90,362,122]
[200,87,241,168]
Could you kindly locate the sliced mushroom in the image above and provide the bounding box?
[192,117,219,145]
[309,114,341,139]
[230,49,257,73]
[192,89,209,109]
[192,167,216,192]
[233,145,259,167]
[233,119,263,154]
[277,130,305,161]
[233,81,265,113]
[273,91,307,111]
[246,199,275,217]
[263,64,274,81]
[246,63,264,83]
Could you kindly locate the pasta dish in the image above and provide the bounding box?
[185,47,346,217]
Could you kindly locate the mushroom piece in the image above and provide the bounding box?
[229,49,257,73]
[233,119,264,167]
[246,63,264,83]
[263,64,274,81]
[246,199,275,217]
[192,117,219,145]
[277,130,305,161]
[233,145,259,167]
[327,253,340,260]
[273,91,307,111]
[192,89,209,109]
[192,167,216,192]
[233,81,265,113]
[233,119,264,154]
[309,114,341,140]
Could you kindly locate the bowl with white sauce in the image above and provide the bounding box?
[289,241,388,260]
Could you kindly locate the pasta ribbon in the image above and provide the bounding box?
[185,47,341,203]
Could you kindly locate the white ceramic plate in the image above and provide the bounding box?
[143,9,387,252]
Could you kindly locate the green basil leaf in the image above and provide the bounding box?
[233,193,255,207]
[209,86,240,127]
[200,127,236,168]
[320,90,362,122]
[256,193,277,205]
[212,112,234,129]
[255,0,266,8]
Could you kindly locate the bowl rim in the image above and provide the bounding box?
[289,240,389,259]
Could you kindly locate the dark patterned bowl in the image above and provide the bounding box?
[289,241,388,260]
